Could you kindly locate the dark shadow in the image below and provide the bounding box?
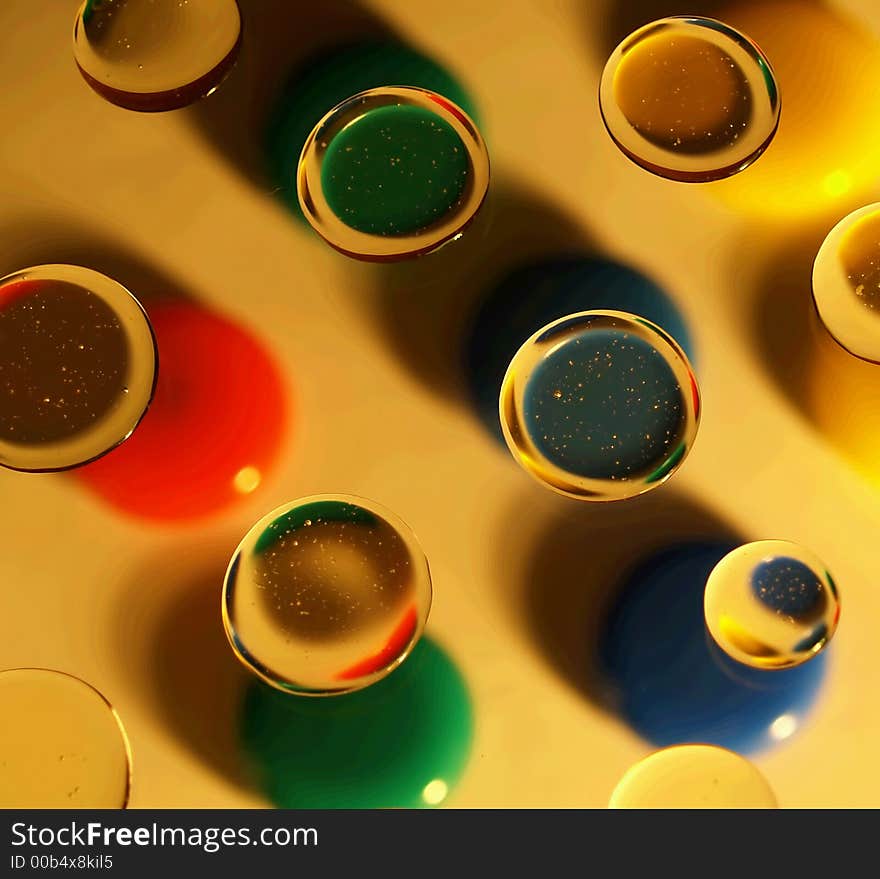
[187,0,392,190]
[113,547,253,790]
[0,219,188,308]
[588,0,729,58]
[505,488,733,707]
[369,176,593,407]
[747,227,828,413]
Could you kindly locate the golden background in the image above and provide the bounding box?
[1,0,879,807]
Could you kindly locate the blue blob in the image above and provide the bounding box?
[523,328,684,479]
[751,557,825,619]
[463,256,694,440]
[600,542,827,754]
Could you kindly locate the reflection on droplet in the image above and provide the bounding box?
[73,0,242,112]
[298,87,489,261]
[599,16,779,182]
[500,311,699,501]
[0,668,131,808]
[813,203,880,363]
[704,540,840,670]
[223,495,432,695]
[610,745,777,808]
[0,265,156,473]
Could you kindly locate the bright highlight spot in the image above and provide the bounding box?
[421,779,449,805]
[769,713,798,741]
[823,170,852,198]
[233,466,262,495]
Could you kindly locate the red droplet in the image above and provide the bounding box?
[78,299,288,522]
[336,606,419,681]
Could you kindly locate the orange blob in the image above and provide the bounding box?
[78,300,288,521]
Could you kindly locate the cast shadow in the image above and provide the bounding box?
[503,487,735,707]
[370,175,593,406]
[114,547,253,790]
[188,0,393,189]
[747,227,828,414]
[0,218,188,307]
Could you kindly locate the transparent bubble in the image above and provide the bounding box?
[704,540,840,670]
[0,265,157,472]
[0,668,131,808]
[813,203,880,363]
[599,16,780,182]
[223,495,432,695]
[298,86,490,261]
[73,0,242,112]
[609,745,777,808]
[499,310,700,501]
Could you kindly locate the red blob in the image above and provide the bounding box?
[0,278,44,308]
[78,299,288,522]
[336,605,419,682]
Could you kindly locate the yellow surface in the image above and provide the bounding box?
[0,0,879,808]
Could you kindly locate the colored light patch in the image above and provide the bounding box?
[77,299,286,521]
[0,668,131,809]
[321,104,470,236]
[500,311,699,501]
[73,0,242,112]
[223,495,432,695]
[704,540,839,670]
[240,637,472,808]
[600,16,779,182]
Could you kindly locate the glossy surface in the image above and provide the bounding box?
[223,495,432,695]
[0,668,131,808]
[500,311,699,500]
[265,41,477,216]
[0,265,156,472]
[298,87,489,261]
[609,745,777,808]
[601,542,827,754]
[813,203,880,363]
[73,0,242,112]
[78,299,286,522]
[600,16,779,182]
[240,637,472,808]
[705,540,840,670]
[465,256,695,441]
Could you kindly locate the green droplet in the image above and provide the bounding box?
[265,42,478,217]
[240,637,473,808]
[321,104,469,237]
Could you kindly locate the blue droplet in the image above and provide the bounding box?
[600,541,827,754]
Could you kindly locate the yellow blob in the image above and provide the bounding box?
[223,495,432,695]
[610,745,777,809]
[600,16,779,182]
[704,540,839,670]
[712,1,880,218]
[0,669,131,808]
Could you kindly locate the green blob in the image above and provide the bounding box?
[265,42,478,217]
[321,104,469,236]
[253,500,377,555]
[240,637,473,808]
